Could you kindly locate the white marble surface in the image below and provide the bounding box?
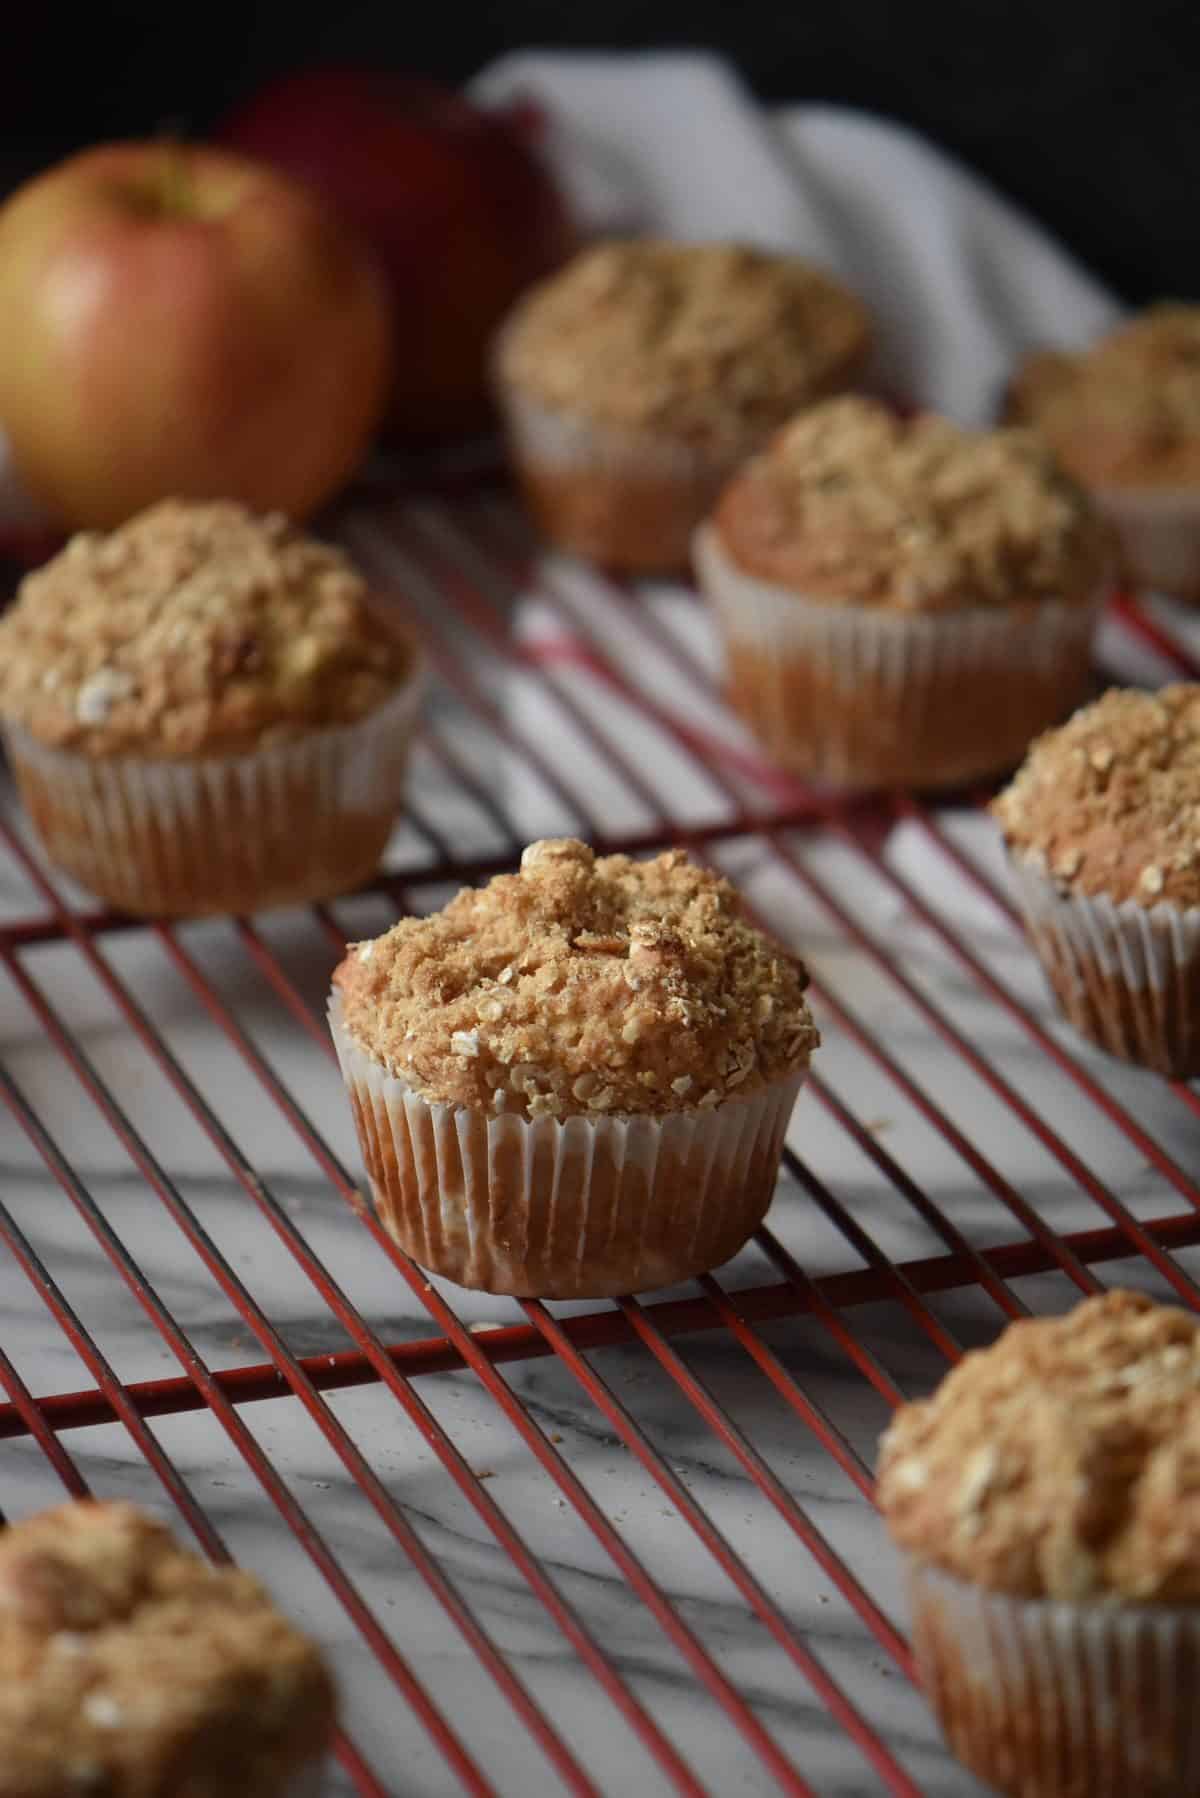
[2,537,1200,1797]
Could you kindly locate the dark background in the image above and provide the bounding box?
[5,1,1199,301]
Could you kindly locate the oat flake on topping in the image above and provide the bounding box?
[878,1290,1200,1601]
[711,396,1110,610]
[0,1500,334,1797]
[0,498,413,757]
[334,838,818,1118]
[494,240,870,447]
[993,684,1200,907]
[1006,304,1200,488]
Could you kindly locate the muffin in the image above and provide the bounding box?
[992,684,1200,1078]
[878,1289,1200,1798]
[0,498,421,916]
[330,837,817,1297]
[694,396,1112,790]
[492,240,870,573]
[1007,306,1200,600]
[0,1498,335,1798]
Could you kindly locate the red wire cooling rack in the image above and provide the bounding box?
[3,483,1200,1798]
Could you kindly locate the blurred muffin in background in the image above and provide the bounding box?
[694,396,1111,790]
[0,499,421,916]
[492,239,871,573]
[1006,305,1200,601]
[0,1498,335,1797]
[993,683,1200,1077]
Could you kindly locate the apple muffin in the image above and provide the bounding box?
[0,1498,335,1798]
[694,396,1111,789]
[992,684,1200,1077]
[878,1289,1200,1797]
[1006,305,1200,601]
[330,836,818,1296]
[0,498,422,915]
[492,239,870,572]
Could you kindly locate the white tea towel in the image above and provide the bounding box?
[473,50,1123,423]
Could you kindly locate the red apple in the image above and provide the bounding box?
[0,141,394,530]
[220,70,577,441]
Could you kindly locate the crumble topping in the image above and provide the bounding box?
[334,838,818,1118]
[877,1290,1200,1602]
[0,1500,335,1797]
[711,396,1110,609]
[1006,305,1200,487]
[993,685,1200,907]
[494,240,870,445]
[0,499,414,756]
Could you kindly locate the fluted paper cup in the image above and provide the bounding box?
[1006,850,1200,1078]
[694,523,1102,790]
[329,994,804,1298]
[2,670,422,918]
[493,383,758,573]
[1098,484,1200,602]
[907,1558,1200,1797]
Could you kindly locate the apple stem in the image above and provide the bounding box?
[158,134,191,217]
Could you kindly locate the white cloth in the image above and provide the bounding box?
[473,49,1123,424]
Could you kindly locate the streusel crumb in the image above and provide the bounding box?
[335,838,818,1118]
[993,684,1200,907]
[712,396,1110,609]
[0,499,413,756]
[0,1500,335,1797]
[495,240,870,446]
[1006,304,1200,487]
[878,1290,1200,1601]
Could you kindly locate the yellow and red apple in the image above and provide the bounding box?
[0,142,394,530]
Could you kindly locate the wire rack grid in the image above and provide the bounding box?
[2,479,1199,1798]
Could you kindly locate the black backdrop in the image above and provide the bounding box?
[5,0,1199,302]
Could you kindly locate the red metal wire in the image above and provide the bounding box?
[0,835,703,1798]
[6,485,1200,1797]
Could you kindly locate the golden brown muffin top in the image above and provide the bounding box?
[992,685,1200,907]
[1006,305,1200,488]
[710,396,1110,609]
[0,1500,335,1798]
[334,838,817,1119]
[0,499,414,757]
[494,239,870,446]
[877,1290,1200,1603]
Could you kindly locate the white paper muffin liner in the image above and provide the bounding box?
[1006,850,1200,1077]
[329,994,805,1298]
[1097,483,1200,602]
[907,1559,1200,1796]
[2,670,422,918]
[493,384,753,572]
[694,523,1103,789]
[496,383,751,480]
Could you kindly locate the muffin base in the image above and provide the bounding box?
[695,524,1102,790]
[496,388,753,573]
[1098,484,1200,603]
[1007,852,1200,1078]
[3,674,422,918]
[908,1560,1200,1798]
[330,996,804,1298]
